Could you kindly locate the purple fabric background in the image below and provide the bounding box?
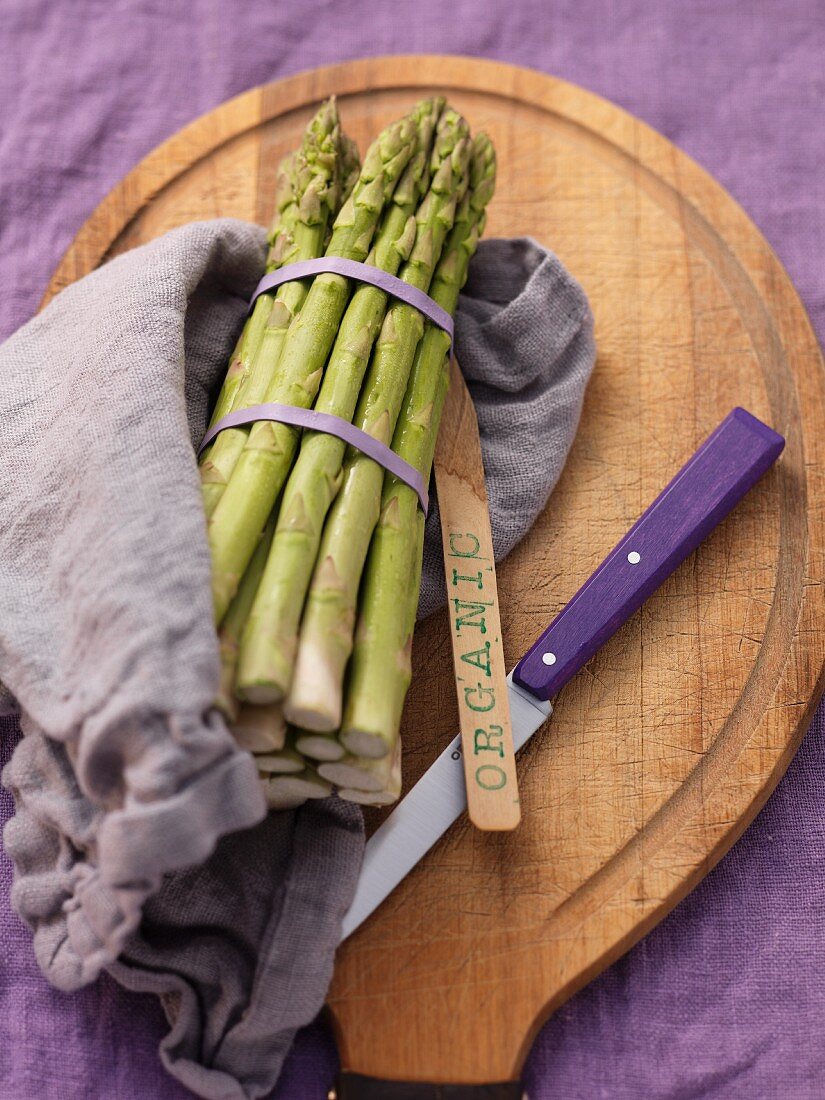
[1,2,823,1097]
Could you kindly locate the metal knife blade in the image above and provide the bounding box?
[340,676,550,940]
[340,408,784,942]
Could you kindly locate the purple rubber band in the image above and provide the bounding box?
[199,403,430,514]
[249,257,454,346]
[200,259,452,513]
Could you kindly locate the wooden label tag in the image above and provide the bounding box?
[433,358,521,831]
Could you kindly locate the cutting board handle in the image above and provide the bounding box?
[334,1072,525,1098]
[512,407,785,700]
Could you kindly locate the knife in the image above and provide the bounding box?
[340,407,784,941]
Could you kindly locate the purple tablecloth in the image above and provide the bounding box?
[1,3,823,1097]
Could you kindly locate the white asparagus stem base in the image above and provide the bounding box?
[336,739,402,803]
[318,758,384,791]
[264,771,332,802]
[231,703,286,753]
[261,784,307,811]
[255,748,304,775]
[338,727,389,760]
[240,684,282,706]
[284,639,342,732]
[294,730,346,761]
[338,787,398,806]
[318,739,400,792]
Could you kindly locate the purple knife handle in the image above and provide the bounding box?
[512,407,784,701]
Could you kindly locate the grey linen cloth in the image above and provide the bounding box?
[0,219,594,1099]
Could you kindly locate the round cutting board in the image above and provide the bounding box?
[45,57,825,1089]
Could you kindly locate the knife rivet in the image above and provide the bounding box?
[627,550,641,564]
[541,651,557,666]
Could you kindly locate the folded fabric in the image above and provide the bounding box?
[0,219,595,1099]
[420,236,598,617]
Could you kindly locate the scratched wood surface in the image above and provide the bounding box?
[44,57,825,1087]
[435,357,521,831]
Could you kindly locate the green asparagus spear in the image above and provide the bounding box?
[208,110,420,622]
[200,101,347,517]
[236,97,444,702]
[340,432,432,757]
[215,121,360,435]
[341,134,496,758]
[284,113,473,730]
[204,153,301,435]
[339,133,362,208]
[215,512,276,720]
[334,552,415,805]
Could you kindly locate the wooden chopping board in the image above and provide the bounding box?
[44,56,825,1089]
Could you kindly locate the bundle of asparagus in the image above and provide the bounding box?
[201,97,496,809]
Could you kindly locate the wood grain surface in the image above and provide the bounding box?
[43,56,825,1087]
[435,358,521,831]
